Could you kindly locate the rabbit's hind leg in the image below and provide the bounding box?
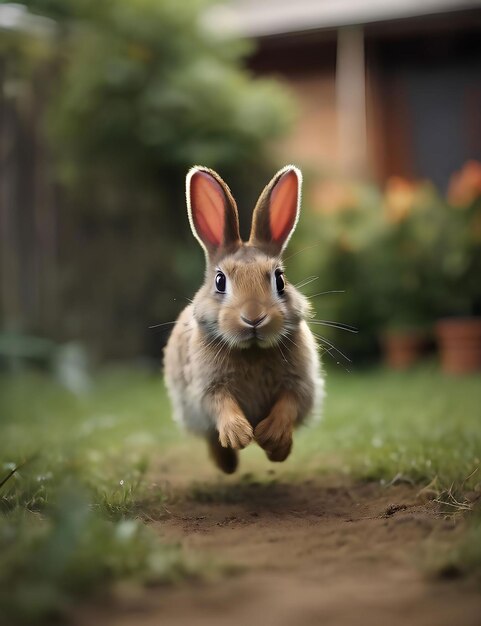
[207,432,239,474]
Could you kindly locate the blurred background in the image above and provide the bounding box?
[1,0,481,373]
[1,3,481,621]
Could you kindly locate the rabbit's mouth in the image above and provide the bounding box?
[233,327,283,350]
[217,307,286,349]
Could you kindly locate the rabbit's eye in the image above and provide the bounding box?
[215,271,226,293]
[275,269,285,294]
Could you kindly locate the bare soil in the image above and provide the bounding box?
[76,453,481,626]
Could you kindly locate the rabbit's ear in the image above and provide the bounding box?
[186,166,241,258]
[249,165,302,256]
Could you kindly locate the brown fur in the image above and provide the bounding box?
[207,432,238,474]
[164,165,324,473]
[206,392,253,449]
[254,391,297,461]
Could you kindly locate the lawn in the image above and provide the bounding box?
[1,365,480,622]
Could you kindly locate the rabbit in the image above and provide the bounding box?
[164,165,324,473]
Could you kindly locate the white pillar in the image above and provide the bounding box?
[336,25,367,177]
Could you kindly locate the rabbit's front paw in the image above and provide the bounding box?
[254,416,292,461]
[254,395,296,462]
[218,412,253,450]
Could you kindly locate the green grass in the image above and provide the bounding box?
[423,502,481,580]
[301,364,481,487]
[0,367,178,515]
[1,364,481,621]
[0,367,189,623]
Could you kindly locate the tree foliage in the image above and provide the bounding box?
[9,0,294,358]
[27,0,293,181]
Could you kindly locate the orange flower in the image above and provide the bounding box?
[383,177,416,223]
[447,160,481,207]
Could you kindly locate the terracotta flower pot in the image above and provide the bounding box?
[381,331,426,370]
[436,317,481,375]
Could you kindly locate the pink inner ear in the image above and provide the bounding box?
[191,171,225,247]
[269,170,298,243]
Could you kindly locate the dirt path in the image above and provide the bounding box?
[76,457,481,626]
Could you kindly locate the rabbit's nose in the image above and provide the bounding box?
[240,301,268,327]
[240,313,268,328]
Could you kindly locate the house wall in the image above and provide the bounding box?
[276,72,338,171]
[248,10,481,196]
[366,20,481,191]
[248,35,341,207]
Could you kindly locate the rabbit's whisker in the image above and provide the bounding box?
[282,331,300,351]
[313,336,352,373]
[310,332,352,363]
[200,334,225,359]
[283,241,322,262]
[294,276,318,289]
[211,340,227,365]
[148,320,176,329]
[276,338,289,363]
[211,335,230,361]
[217,337,233,369]
[319,344,336,360]
[308,320,358,334]
[306,290,345,299]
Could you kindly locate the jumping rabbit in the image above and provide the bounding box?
[164,165,324,473]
